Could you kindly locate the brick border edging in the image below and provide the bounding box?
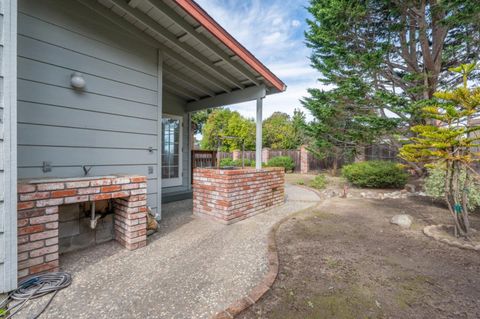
[423,224,480,251]
[211,185,321,319]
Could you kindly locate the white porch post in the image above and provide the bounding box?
[255,97,263,169]
[156,50,163,220]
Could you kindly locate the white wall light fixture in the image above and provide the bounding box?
[70,72,86,89]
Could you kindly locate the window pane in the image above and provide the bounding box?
[162,117,181,181]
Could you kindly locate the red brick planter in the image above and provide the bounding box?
[17,175,148,279]
[193,167,285,224]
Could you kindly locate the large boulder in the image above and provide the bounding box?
[390,214,413,228]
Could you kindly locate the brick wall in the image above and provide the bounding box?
[193,168,285,224]
[17,175,147,279]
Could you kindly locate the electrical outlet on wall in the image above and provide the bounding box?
[42,161,52,173]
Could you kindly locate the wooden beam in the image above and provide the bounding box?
[164,80,200,101]
[186,85,266,112]
[76,0,232,93]
[146,0,260,86]
[177,33,190,42]
[128,0,143,8]
[109,0,244,89]
[163,64,215,97]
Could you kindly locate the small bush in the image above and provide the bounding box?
[342,161,407,188]
[234,158,255,167]
[425,167,480,211]
[309,174,327,189]
[219,158,256,168]
[219,158,234,167]
[267,156,295,172]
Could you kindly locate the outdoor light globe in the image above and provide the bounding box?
[70,72,86,89]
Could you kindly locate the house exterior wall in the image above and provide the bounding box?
[16,0,189,215]
[0,0,18,293]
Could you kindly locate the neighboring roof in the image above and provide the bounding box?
[174,0,287,93]
[92,0,286,102]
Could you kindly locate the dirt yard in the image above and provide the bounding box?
[238,187,480,319]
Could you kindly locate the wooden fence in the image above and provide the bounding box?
[365,144,399,161]
[193,144,399,173]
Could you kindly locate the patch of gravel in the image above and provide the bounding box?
[15,184,319,319]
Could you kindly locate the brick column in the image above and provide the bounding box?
[262,148,270,164]
[300,145,309,174]
[113,194,148,251]
[232,149,241,161]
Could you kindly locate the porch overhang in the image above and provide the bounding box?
[185,85,266,112]
[80,0,286,107]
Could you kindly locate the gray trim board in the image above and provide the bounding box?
[156,50,163,220]
[186,85,266,112]
[1,0,18,293]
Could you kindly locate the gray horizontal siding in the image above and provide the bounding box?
[18,7,157,76]
[18,124,157,149]
[18,146,157,167]
[18,80,158,120]
[18,35,158,91]
[18,101,157,135]
[17,0,163,212]
[18,57,157,106]
[18,0,191,217]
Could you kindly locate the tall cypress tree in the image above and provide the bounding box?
[303,0,480,172]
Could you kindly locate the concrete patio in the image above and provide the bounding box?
[16,184,319,319]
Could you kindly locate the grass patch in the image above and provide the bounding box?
[309,174,328,189]
[270,285,384,319]
[395,275,431,309]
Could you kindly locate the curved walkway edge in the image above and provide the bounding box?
[212,185,321,319]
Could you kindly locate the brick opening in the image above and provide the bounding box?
[58,201,114,254]
[17,175,148,280]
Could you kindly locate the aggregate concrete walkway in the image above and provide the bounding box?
[17,184,319,319]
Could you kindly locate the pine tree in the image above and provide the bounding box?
[400,63,480,237]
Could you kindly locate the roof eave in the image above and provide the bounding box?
[173,0,287,93]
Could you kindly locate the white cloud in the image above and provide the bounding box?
[268,61,318,79]
[291,19,301,27]
[194,0,322,121]
[272,17,283,26]
[261,31,285,46]
[195,0,309,64]
[228,80,331,122]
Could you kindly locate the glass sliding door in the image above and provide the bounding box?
[161,115,183,187]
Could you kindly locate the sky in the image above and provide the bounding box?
[195,0,322,120]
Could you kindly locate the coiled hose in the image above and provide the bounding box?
[0,272,72,319]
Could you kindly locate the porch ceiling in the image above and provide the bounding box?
[83,0,286,106]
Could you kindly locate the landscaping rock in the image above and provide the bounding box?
[404,184,416,193]
[390,214,413,228]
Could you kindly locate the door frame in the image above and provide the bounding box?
[161,113,183,188]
